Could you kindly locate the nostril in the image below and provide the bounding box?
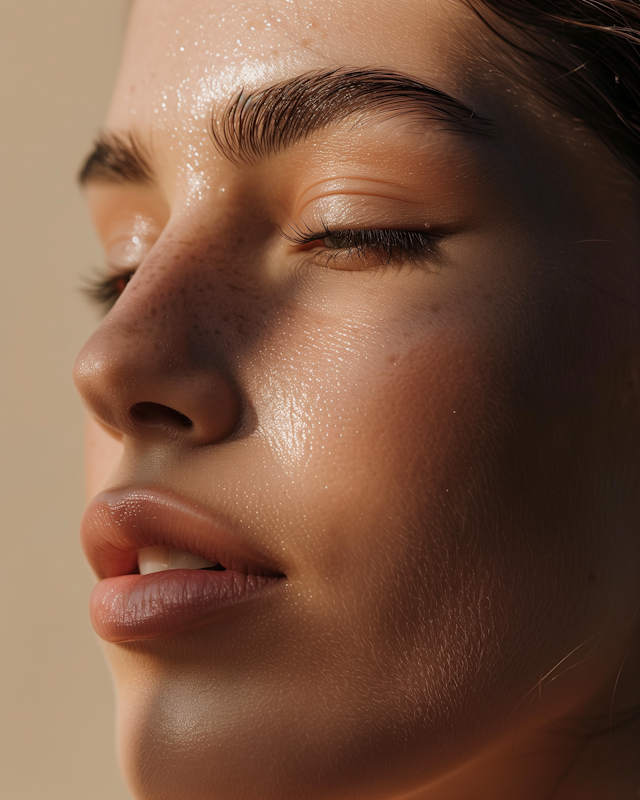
[130,402,194,429]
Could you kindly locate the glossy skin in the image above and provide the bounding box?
[75,0,640,798]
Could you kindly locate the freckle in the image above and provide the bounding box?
[429,302,440,314]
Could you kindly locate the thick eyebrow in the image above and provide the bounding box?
[211,67,497,165]
[78,133,153,186]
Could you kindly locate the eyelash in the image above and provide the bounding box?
[83,269,135,313]
[84,224,438,312]
[284,221,438,270]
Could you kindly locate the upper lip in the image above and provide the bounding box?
[81,488,286,580]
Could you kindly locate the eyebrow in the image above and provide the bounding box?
[211,67,497,165]
[79,67,496,185]
[78,132,153,186]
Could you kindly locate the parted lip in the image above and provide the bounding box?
[81,488,287,581]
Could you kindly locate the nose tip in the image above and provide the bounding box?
[73,323,242,447]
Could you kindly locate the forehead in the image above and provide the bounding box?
[107,0,493,132]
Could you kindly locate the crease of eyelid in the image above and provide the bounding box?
[296,178,423,210]
[210,67,497,166]
[301,175,415,194]
[298,191,424,215]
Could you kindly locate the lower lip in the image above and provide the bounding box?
[90,568,281,642]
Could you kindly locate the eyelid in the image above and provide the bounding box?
[104,213,160,269]
[295,184,424,226]
[295,176,421,210]
[291,191,450,242]
[84,213,160,315]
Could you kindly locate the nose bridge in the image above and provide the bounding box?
[74,227,245,445]
[126,216,267,348]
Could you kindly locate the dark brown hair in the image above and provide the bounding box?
[468,0,640,178]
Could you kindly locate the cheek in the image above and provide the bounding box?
[247,308,585,678]
[85,415,124,499]
[251,313,515,644]
[253,300,506,524]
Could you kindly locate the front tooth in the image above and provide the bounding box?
[138,547,218,574]
[169,548,218,570]
[138,547,171,575]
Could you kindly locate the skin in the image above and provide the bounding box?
[75,0,640,798]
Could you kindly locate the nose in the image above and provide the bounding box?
[74,255,241,446]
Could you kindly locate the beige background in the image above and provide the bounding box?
[1,2,133,798]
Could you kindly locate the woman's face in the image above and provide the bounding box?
[76,0,640,798]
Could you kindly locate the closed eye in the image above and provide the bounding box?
[281,221,440,270]
[82,268,136,313]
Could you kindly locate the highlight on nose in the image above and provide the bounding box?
[130,402,194,430]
